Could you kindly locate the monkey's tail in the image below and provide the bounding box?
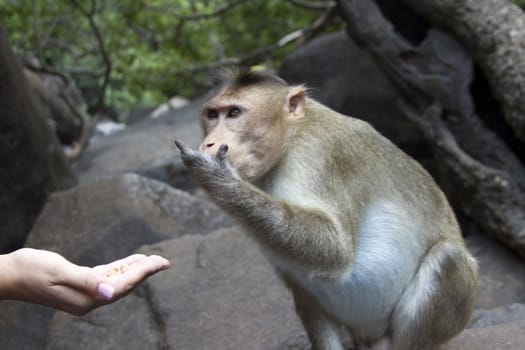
[389,240,478,350]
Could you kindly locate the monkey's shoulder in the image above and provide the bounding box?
[302,103,402,157]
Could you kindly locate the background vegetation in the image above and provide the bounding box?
[0,0,336,115]
[2,0,523,116]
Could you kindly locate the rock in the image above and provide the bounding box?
[469,304,525,329]
[0,27,77,253]
[45,227,309,350]
[133,157,197,194]
[465,233,525,309]
[0,173,233,349]
[148,96,190,119]
[23,68,85,145]
[47,289,162,350]
[73,96,206,187]
[120,106,156,125]
[37,225,525,350]
[3,169,525,349]
[92,119,126,140]
[0,302,54,350]
[278,31,430,161]
[25,173,233,264]
[445,321,525,350]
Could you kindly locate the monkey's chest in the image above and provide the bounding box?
[288,202,422,337]
[301,258,410,336]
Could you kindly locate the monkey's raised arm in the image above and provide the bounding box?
[175,141,352,273]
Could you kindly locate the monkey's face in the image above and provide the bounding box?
[199,86,290,182]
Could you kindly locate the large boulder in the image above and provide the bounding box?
[0,26,77,253]
[465,232,525,309]
[23,226,525,350]
[73,96,207,188]
[0,303,55,350]
[25,173,232,264]
[0,173,233,350]
[45,227,309,350]
[3,187,525,350]
[48,290,163,350]
[470,304,525,329]
[446,320,525,350]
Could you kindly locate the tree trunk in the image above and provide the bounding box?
[337,0,525,258]
[0,24,77,253]
[402,0,525,143]
[23,66,86,146]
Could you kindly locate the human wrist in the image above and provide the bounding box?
[0,252,17,300]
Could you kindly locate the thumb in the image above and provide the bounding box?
[96,281,115,300]
[63,265,114,300]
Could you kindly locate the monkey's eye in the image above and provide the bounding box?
[207,109,218,119]
[227,107,241,118]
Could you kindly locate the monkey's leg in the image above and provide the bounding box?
[390,240,477,350]
[281,274,345,350]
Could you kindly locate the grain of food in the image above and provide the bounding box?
[105,264,127,277]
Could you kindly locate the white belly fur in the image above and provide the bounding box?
[283,201,424,339]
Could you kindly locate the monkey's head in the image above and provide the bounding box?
[199,69,306,182]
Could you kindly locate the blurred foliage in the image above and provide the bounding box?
[0,0,329,113]
[2,0,521,114]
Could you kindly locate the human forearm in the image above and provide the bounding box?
[0,251,17,300]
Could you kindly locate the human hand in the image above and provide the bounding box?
[0,248,170,315]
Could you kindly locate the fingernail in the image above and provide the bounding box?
[98,283,114,300]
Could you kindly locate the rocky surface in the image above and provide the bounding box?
[25,173,232,265]
[1,171,524,349]
[72,95,208,188]
[466,233,525,310]
[47,228,309,350]
[0,173,233,350]
[446,321,525,350]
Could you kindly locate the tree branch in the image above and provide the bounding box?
[147,0,249,21]
[31,0,43,62]
[286,0,337,10]
[175,6,337,75]
[69,0,111,113]
[401,0,525,142]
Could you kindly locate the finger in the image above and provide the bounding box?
[173,141,202,166]
[217,144,229,163]
[62,255,148,296]
[104,254,148,268]
[108,254,170,272]
[46,284,98,315]
[110,255,170,297]
[174,140,187,152]
[94,254,168,290]
[60,264,110,300]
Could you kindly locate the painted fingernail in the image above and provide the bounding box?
[98,283,114,300]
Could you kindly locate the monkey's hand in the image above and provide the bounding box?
[174,141,240,192]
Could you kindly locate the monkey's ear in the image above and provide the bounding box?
[285,86,306,119]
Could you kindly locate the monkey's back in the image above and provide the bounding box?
[283,98,461,245]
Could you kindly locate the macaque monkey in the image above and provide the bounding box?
[175,68,478,350]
